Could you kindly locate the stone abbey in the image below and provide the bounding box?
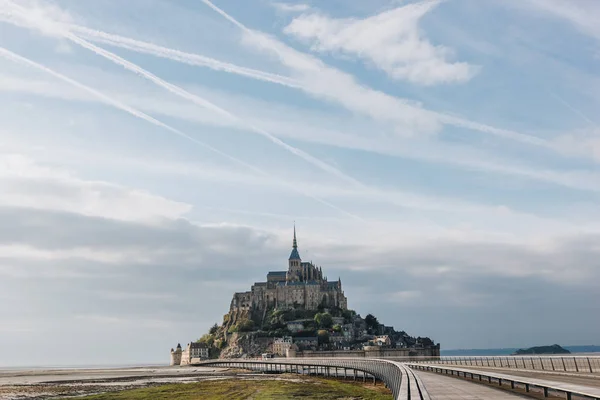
[230,227,348,314]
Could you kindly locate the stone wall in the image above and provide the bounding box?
[295,345,440,360]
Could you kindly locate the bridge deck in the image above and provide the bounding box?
[415,370,526,399]
[414,365,600,398]
[436,366,600,389]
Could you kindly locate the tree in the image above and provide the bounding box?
[317,329,330,345]
[267,310,286,329]
[342,309,355,323]
[365,314,379,334]
[314,312,333,329]
[197,334,214,347]
[209,323,219,335]
[332,324,342,333]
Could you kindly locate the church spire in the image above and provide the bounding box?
[288,224,301,261]
[293,223,297,249]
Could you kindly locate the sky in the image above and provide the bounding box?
[0,0,599,367]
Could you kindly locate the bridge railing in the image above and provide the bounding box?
[408,363,600,400]
[410,356,600,373]
[196,358,429,400]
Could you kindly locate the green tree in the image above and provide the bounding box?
[267,310,286,329]
[365,313,379,334]
[197,334,214,347]
[209,323,219,335]
[314,312,333,328]
[332,324,342,333]
[342,309,355,323]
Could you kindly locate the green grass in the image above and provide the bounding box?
[72,376,393,400]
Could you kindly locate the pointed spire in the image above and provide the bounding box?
[288,223,301,260]
[293,222,297,249]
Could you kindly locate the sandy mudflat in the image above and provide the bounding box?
[0,365,235,399]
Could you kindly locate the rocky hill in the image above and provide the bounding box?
[195,305,436,359]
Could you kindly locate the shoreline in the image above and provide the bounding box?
[0,365,238,399]
[0,365,392,400]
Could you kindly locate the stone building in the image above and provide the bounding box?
[170,343,182,366]
[229,227,348,315]
[189,342,209,359]
[272,336,293,356]
[171,342,209,366]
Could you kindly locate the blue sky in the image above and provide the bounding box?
[0,0,599,366]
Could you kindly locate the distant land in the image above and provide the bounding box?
[513,344,569,355]
[441,345,600,357]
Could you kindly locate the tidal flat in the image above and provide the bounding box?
[0,366,392,399]
[74,377,393,399]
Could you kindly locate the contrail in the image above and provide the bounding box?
[548,90,598,128]
[1,1,363,189]
[199,0,552,149]
[65,34,363,187]
[0,46,362,220]
[70,25,302,90]
[0,0,552,150]
[0,2,457,219]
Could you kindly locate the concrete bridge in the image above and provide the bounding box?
[198,356,600,399]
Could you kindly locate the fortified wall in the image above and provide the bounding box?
[296,344,440,360]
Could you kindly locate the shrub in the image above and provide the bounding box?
[237,318,255,332]
[314,312,333,329]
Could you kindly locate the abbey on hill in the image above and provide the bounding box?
[170,226,440,364]
[230,226,348,314]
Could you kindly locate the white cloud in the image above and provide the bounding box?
[271,2,310,13]
[2,3,548,148]
[283,1,478,85]
[0,4,363,193]
[3,71,598,194]
[0,153,192,223]
[5,141,592,237]
[6,1,540,147]
[552,128,600,161]
[0,244,145,264]
[0,0,73,37]
[523,0,600,41]
[195,2,548,147]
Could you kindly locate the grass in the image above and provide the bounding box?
[72,375,393,400]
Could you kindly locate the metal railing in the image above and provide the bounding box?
[411,356,600,373]
[409,363,600,400]
[197,358,429,400]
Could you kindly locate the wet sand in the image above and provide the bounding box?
[0,365,238,399]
